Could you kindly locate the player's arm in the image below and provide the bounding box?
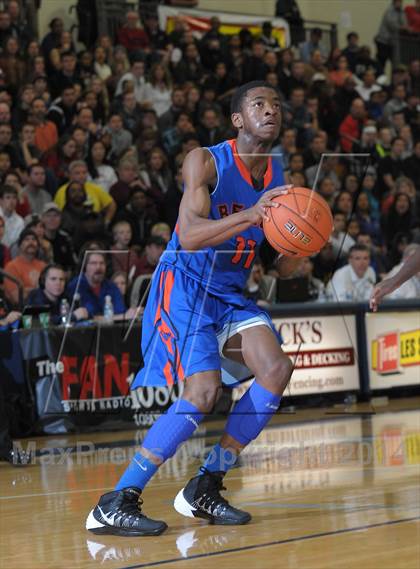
[178,148,290,250]
[370,247,420,311]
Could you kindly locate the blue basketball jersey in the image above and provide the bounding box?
[161,139,285,298]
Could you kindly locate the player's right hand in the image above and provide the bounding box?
[246,185,292,224]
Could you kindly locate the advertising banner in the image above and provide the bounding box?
[272,315,359,395]
[21,324,182,432]
[366,312,420,389]
[158,6,290,47]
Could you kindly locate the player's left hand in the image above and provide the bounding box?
[247,185,292,224]
[369,278,397,312]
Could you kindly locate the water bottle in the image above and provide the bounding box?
[103,295,114,324]
[60,298,70,327]
[73,293,81,311]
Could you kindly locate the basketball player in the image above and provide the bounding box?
[370,245,420,311]
[86,81,302,537]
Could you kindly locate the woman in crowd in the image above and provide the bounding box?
[42,134,78,182]
[333,190,354,219]
[94,46,112,82]
[139,146,173,200]
[381,192,417,249]
[355,191,382,244]
[329,55,353,87]
[87,140,118,192]
[0,37,26,94]
[141,63,172,117]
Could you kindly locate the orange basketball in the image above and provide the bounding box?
[263,187,333,257]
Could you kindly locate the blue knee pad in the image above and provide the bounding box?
[225,381,281,445]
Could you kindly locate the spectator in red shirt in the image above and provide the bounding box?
[117,11,149,55]
[339,97,367,153]
[405,0,420,32]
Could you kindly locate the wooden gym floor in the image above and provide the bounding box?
[0,398,419,569]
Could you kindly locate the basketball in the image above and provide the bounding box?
[263,187,333,257]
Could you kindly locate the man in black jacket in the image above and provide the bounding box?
[47,84,78,135]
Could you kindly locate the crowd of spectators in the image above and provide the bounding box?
[0,0,419,327]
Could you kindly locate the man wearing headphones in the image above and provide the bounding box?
[27,263,88,324]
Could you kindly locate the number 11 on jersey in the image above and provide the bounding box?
[231,236,257,269]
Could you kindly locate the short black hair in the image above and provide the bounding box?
[230,81,280,114]
[39,263,65,289]
[18,228,39,247]
[28,163,45,175]
[349,244,370,256]
[0,184,17,198]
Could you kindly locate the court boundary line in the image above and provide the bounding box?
[116,516,420,569]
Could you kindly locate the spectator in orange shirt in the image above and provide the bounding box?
[4,228,46,306]
[339,97,367,153]
[329,55,353,87]
[30,97,58,153]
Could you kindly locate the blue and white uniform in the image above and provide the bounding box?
[132,139,285,389]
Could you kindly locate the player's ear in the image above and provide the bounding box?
[231,112,243,129]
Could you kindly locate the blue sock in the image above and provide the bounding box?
[200,443,237,475]
[115,399,203,491]
[115,453,158,491]
[225,381,281,446]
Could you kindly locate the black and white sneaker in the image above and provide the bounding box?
[174,468,251,525]
[86,487,168,537]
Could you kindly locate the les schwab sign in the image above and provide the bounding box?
[367,312,420,389]
[272,315,359,395]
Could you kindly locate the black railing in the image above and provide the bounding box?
[395,32,420,66]
[295,19,338,53]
